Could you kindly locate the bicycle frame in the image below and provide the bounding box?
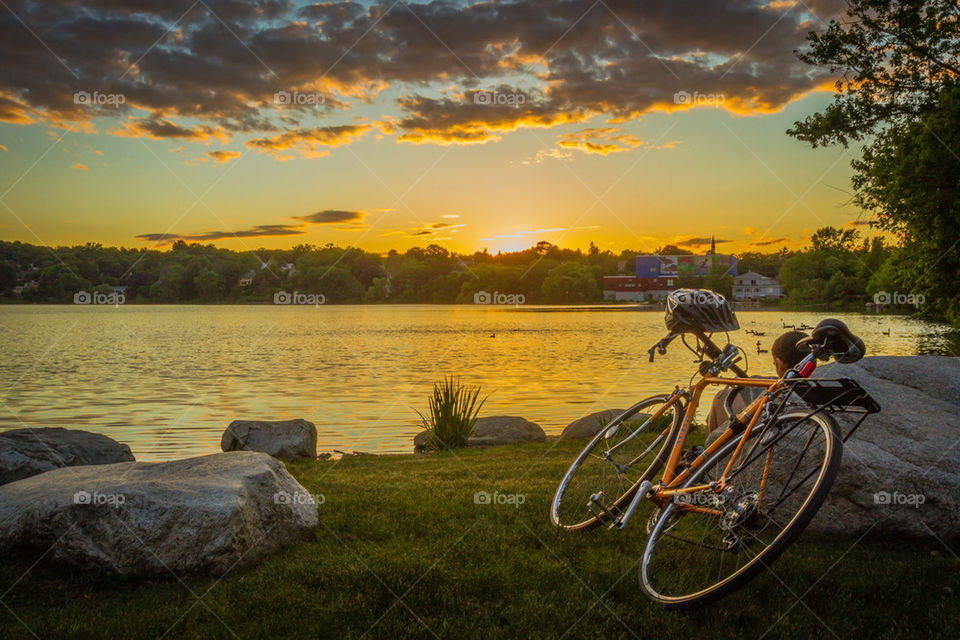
[623,350,822,515]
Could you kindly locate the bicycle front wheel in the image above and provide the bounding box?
[640,410,842,607]
[551,394,682,531]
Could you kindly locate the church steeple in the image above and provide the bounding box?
[709,235,716,255]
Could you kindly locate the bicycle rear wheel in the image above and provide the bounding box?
[552,395,682,531]
[640,410,842,607]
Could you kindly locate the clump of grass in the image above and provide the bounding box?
[418,376,486,450]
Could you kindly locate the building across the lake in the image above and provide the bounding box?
[732,271,783,300]
[602,253,739,302]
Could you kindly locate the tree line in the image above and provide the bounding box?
[0,229,936,321]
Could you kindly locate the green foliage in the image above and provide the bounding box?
[737,250,795,278]
[417,376,486,451]
[704,264,733,299]
[788,0,960,147]
[789,2,960,326]
[541,262,600,303]
[851,85,960,325]
[779,227,892,307]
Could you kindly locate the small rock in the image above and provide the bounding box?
[559,410,628,440]
[414,416,545,452]
[0,427,134,486]
[221,419,317,459]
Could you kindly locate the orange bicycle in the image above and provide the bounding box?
[551,290,880,607]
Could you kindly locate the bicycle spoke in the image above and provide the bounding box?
[641,411,840,604]
[552,397,681,530]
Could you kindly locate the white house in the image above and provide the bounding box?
[733,271,783,300]
[238,270,256,287]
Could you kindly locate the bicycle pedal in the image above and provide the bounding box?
[586,492,616,521]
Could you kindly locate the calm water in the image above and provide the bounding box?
[0,305,955,461]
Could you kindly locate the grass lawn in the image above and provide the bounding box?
[1,440,957,639]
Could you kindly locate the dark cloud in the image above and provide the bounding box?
[295,210,364,224]
[136,223,306,244]
[846,219,875,227]
[676,237,732,247]
[750,236,790,246]
[397,89,586,144]
[137,208,371,242]
[0,0,846,149]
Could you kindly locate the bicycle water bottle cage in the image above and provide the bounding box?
[664,289,740,334]
[796,318,866,364]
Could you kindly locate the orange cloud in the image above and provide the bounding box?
[556,128,647,155]
[71,163,88,170]
[0,94,34,124]
[206,150,242,163]
[109,118,229,143]
[246,124,373,158]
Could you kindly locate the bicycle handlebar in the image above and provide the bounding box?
[647,330,748,378]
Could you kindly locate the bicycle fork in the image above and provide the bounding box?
[587,480,655,530]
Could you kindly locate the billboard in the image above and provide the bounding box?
[636,254,738,278]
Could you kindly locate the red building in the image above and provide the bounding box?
[602,275,680,301]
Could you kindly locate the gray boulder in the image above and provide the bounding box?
[798,356,960,539]
[0,451,318,575]
[414,416,545,452]
[560,409,628,440]
[221,419,317,459]
[0,427,134,486]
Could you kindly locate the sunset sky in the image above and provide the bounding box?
[0,0,872,256]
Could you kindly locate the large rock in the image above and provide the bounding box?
[559,409,629,440]
[798,356,960,539]
[0,452,318,576]
[221,419,317,459]
[414,416,545,452]
[0,427,134,486]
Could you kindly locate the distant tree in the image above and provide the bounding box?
[0,261,16,293]
[541,262,600,303]
[655,244,694,255]
[194,268,224,302]
[35,263,87,302]
[704,265,733,299]
[810,227,860,252]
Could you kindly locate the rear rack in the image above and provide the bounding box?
[766,377,880,443]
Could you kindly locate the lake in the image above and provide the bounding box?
[1,305,955,461]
